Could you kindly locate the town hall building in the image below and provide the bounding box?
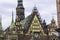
[0,0,60,40]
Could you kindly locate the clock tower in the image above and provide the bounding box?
[57,0,60,27]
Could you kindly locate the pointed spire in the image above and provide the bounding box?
[32,5,41,17]
[51,16,57,29]
[17,0,23,7]
[0,15,2,30]
[43,20,46,24]
[43,20,46,27]
[12,10,14,23]
[33,6,38,12]
[10,10,15,29]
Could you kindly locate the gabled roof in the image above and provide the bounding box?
[5,6,48,34]
[20,6,44,33]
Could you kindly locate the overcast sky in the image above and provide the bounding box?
[0,0,57,30]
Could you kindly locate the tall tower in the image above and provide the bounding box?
[56,0,60,27]
[15,0,25,27]
[15,0,25,40]
[16,0,25,21]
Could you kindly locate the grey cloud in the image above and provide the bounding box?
[0,0,57,29]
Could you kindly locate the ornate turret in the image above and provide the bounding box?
[51,18,55,24]
[15,0,25,30]
[15,0,25,40]
[16,0,25,26]
[43,20,46,26]
[51,17,56,28]
[32,6,42,22]
[32,6,38,13]
[48,17,56,36]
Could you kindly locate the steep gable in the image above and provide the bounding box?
[20,6,47,36]
[28,15,45,35]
